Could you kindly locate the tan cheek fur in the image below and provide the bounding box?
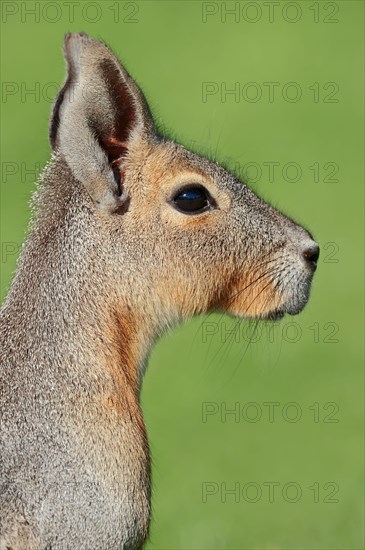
[123,141,284,320]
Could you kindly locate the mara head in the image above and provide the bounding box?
[48,33,319,328]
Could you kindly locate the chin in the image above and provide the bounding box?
[262,309,286,321]
[222,270,315,322]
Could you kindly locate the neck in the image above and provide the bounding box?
[1,169,158,403]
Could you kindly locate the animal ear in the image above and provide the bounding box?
[50,33,154,212]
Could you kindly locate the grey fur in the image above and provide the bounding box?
[0,34,318,549]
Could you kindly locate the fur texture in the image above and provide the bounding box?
[0,34,319,549]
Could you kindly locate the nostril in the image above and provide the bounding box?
[303,244,320,270]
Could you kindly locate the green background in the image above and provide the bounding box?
[1,1,363,548]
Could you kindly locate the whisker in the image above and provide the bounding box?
[226,284,281,383]
[192,249,287,377]
[220,260,283,310]
[191,252,281,353]
[223,263,285,312]
[202,265,284,371]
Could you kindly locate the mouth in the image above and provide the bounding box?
[263,281,313,321]
[261,287,312,320]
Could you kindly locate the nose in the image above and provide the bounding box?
[303,243,320,271]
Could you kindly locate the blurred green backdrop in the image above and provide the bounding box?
[1,1,363,548]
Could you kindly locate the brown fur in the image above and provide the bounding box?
[0,34,319,549]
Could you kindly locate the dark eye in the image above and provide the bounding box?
[172,185,213,214]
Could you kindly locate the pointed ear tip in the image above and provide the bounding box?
[63,32,96,54]
[63,33,109,62]
[63,32,98,64]
[64,32,90,45]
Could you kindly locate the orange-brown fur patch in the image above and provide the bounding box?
[219,267,283,318]
[97,308,146,434]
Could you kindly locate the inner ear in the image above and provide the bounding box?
[99,60,142,197]
[91,133,128,196]
[99,59,138,147]
[89,58,139,189]
[101,138,128,195]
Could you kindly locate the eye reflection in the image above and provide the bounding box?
[172,185,213,214]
